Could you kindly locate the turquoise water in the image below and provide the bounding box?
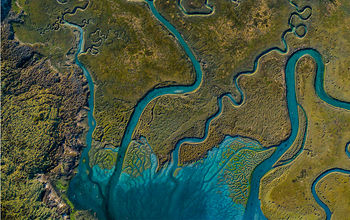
[311,167,350,220]
[105,136,271,219]
[311,142,350,220]
[66,0,350,219]
[244,48,350,219]
[64,22,107,218]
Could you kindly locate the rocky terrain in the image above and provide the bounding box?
[1,13,89,218]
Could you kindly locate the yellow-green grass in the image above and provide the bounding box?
[135,51,291,166]
[155,0,292,98]
[260,55,350,219]
[134,0,295,166]
[64,0,196,147]
[11,0,196,160]
[316,172,350,220]
[259,1,350,218]
[288,0,350,102]
[11,0,87,69]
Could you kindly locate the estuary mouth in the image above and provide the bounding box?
[69,135,271,220]
[4,0,350,219]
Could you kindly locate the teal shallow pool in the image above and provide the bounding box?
[66,0,350,219]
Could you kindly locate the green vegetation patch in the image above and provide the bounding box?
[11,0,88,69]
[134,0,294,166]
[1,18,88,218]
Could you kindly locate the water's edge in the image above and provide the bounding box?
[311,143,350,220]
[64,0,350,219]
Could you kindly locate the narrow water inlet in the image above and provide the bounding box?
[64,1,350,219]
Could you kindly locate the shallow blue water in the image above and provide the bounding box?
[244,48,349,219]
[66,0,350,219]
[105,136,271,220]
[64,22,107,218]
[107,0,205,192]
[311,168,350,220]
[311,142,350,220]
